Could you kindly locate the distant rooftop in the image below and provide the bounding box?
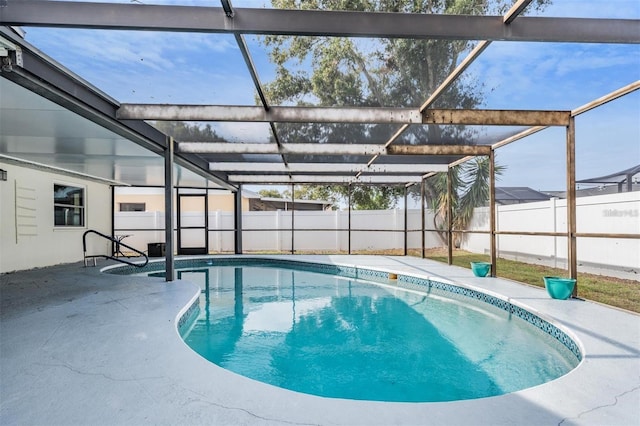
[576,164,640,192]
[546,183,640,199]
[495,187,552,205]
[249,197,334,212]
[545,164,640,198]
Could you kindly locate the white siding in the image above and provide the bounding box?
[0,162,112,273]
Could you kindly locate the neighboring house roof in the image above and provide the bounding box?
[495,187,552,204]
[546,183,640,199]
[240,189,261,199]
[547,164,640,198]
[576,164,640,185]
[258,197,333,205]
[249,197,333,211]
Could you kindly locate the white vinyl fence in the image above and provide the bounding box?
[114,209,441,254]
[114,191,639,274]
[462,192,639,272]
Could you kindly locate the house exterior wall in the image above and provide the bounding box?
[116,194,165,212]
[114,190,249,212]
[0,162,112,273]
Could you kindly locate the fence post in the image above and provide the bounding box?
[348,184,352,254]
[215,210,221,252]
[291,183,295,254]
[404,186,408,256]
[489,149,497,277]
[393,208,399,250]
[551,197,558,268]
[234,185,243,254]
[421,177,425,258]
[276,209,281,252]
[447,169,453,265]
[335,209,340,252]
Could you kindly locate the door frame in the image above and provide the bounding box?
[176,190,209,255]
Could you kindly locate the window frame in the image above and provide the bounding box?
[53,182,86,228]
[119,202,146,212]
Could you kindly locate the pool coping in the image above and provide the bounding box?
[1,254,639,425]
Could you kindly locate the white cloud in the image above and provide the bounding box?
[26,28,235,72]
[470,41,640,109]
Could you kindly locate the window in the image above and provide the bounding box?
[54,184,85,227]
[119,202,145,212]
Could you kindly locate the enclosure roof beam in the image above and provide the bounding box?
[181,143,386,155]
[2,2,638,44]
[503,0,535,24]
[119,105,570,126]
[386,145,491,155]
[210,162,449,173]
[223,0,288,166]
[220,0,234,18]
[446,81,640,169]
[571,79,640,116]
[232,33,288,165]
[178,142,491,156]
[368,41,492,169]
[227,174,423,184]
[491,80,640,150]
[369,0,545,170]
[118,105,423,123]
[423,109,569,126]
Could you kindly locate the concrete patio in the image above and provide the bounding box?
[1,255,638,425]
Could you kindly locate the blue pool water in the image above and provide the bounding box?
[172,264,578,402]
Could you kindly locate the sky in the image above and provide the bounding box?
[17,0,640,192]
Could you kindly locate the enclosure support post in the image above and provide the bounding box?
[164,136,175,282]
[291,183,295,254]
[489,149,497,277]
[566,116,578,295]
[234,184,243,254]
[403,185,408,256]
[348,184,352,255]
[447,169,453,265]
[110,185,115,256]
[176,187,182,253]
[204,188,209,254]
[421,177,426,258]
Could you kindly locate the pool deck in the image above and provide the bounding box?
[1,255,638,425]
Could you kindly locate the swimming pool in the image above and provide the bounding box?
[121,258,582,403]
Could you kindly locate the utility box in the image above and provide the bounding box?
[148,242,166,257]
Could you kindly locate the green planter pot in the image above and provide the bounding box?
[470,261,491,277]
[543,276,576,300]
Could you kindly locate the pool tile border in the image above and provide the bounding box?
[177,298,200,334]
[104,256,582,362]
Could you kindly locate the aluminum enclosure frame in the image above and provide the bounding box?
[1,1,637,43]
[1,0,639,287]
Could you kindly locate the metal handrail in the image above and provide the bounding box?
[82,229,149,268]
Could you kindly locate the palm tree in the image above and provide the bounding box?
[427,156,504,246]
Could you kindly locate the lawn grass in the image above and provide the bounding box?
[419,248,640,314]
